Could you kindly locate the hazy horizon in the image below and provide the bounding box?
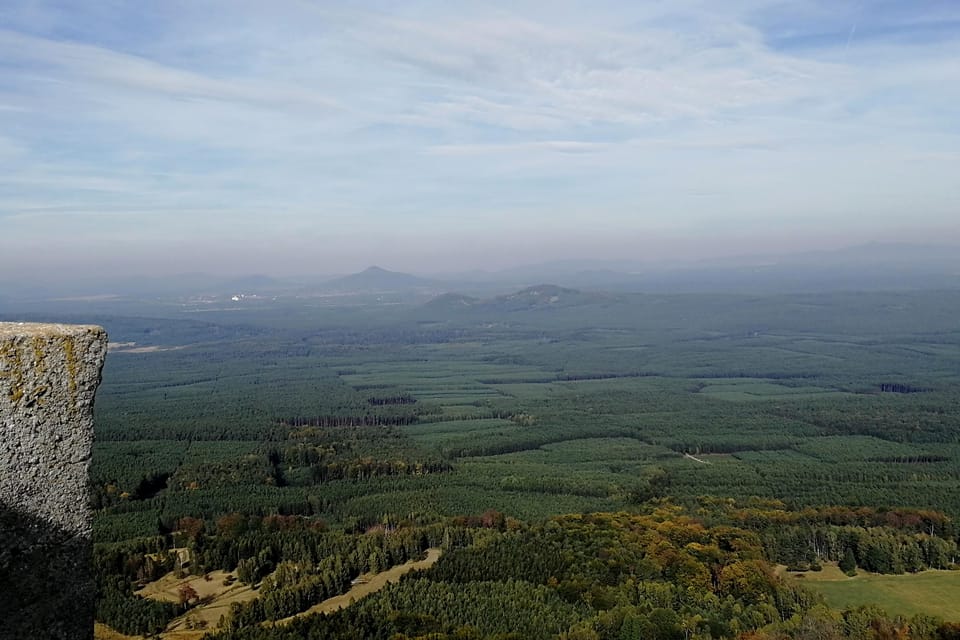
[2,1,958,278]
[13,235,960,284]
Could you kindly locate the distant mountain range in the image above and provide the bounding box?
[317,266,437,292]
[3,242,959,302]
[443,243,960,294]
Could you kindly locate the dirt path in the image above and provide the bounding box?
[683,452,711,464]
[274,548,442,625]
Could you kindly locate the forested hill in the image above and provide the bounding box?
[66,287,960,638]
[320,266,437,292]
[97,503,960,640]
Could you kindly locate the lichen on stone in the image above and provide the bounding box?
[64,336,78,396]
[0,341,26,404]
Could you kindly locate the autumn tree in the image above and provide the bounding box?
[178,583,199,606]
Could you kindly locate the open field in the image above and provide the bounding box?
[697,379,852,401]
[136,568,258,639]
[792,566,960,621]
[95,623,142,640]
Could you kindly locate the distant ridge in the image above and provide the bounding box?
[422,292,480,309]
[216,274,288,293]
[499,284,595,305]
[693,242,960,269]
[423,284,612,314]
[455,243,960,294]
[9,241,960,302]
[322,266,436,292]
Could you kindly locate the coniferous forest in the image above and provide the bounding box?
[13,288,960,639]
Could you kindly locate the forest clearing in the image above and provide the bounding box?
[95,550,443,639]
[790,565,960,621]
[273,548,442,623]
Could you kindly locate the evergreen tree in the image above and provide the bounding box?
[839,547,857,576]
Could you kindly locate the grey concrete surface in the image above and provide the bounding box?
[1,322,107,640]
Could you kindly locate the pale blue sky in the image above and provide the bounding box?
[1,1,958,276]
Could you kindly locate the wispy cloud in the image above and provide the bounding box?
[1,0,957,275]
[428,141,614,156]
[0,30,341,111]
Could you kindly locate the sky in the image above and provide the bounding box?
[1,0,958,277]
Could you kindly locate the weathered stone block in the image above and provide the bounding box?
[0,322,107,640]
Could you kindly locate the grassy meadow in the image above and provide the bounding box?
[795,566,960,621]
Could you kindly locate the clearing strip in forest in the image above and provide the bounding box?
[683,452,711,464]
[274,548,443,625]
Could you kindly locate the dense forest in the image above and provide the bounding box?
[11,288,960,638]
[94,503,960,639]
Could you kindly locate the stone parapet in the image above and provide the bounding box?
[0,322,107,640]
